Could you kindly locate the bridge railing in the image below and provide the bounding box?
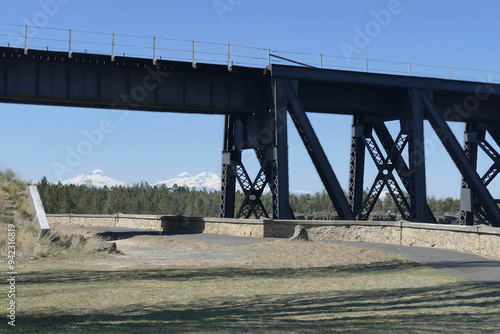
[0,23,498,83]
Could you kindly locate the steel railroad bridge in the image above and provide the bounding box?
[1,46,500,226]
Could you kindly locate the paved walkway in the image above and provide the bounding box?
[324,240,500,288]
[83,227,500,288]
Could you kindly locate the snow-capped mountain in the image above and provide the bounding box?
[61,170,222,191]
[154,172,221,191]
[62,170,127,188]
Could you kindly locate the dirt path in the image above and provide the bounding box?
[51,224,500,289]
[50,224,406,271]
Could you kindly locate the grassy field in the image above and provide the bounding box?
[2,234,500,334]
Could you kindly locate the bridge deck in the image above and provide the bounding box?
[1,46,500,126]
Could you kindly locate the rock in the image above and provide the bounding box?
[289,225,309,241]
[92,241,117,253]
[369,211,397,221]
[46,232,86,247]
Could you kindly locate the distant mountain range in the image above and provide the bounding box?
[62,170,127,188]
[61,170,221,191]
[61,170,316,195]
[154,172,221,191]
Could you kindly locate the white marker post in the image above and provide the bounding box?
[29,186,50,239]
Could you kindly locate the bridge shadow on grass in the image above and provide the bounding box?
[95,231,167,241]
[19,260,423,285]
[18,280,500,333]
[427,260,500,269]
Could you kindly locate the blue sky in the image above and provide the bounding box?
[1,0,500,198]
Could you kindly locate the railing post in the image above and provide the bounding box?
[111,33,115,61]
[192,40,197,68]
[268,49,271,65]
[24,25,28,55]
[365,58,368,72]
[228,43,232,72]
[320,54,323,68]
[153,36,157,65]
[68,29,72,58]
[408,62,411,76]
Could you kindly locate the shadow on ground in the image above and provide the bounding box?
[18,260,422,284]
[15,260,500,333]
[96,231,166,241]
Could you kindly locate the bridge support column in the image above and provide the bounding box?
[348,116,366,215]
[272,78,291,219]
[408,89,428,222]
[220,115,239,218]
[460,123,480,225]
[460,125,500,225]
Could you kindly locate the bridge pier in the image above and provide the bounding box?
[219,114,275,219]
[408,88,428,222]
[460,123,481,225]
[459,124,500,225]
[272,78,292,219]
[347,116,366,215]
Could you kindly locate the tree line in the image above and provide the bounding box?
[37,177,460,218]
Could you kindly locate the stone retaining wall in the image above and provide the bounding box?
[46,214,500,259]
[271,220,500,259]
[47,214,163,230]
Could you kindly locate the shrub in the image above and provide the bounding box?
[8,181,17,201]
[5,169,15,181]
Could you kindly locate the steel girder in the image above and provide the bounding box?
[285,79,354,220]
[422,91,500,227]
